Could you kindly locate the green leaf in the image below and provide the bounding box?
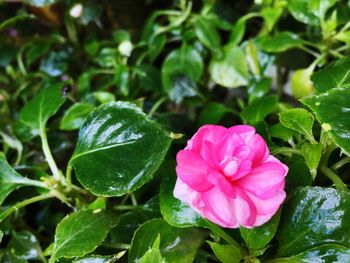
[256,32,303,53]
[0,152,44,205]
[245,41,261,77]
[301,143,323,179]
[8,231,45,262]
[277,187,350,256]
[60,103,95,131]
[311,56,350,93]
[20,83,67,134]
[160,166,206,228]
[198,102,233,125]
[194,16,221,51]
[291,67,314,98]
[335,31,350,46]
[162,45,203,98]
[50,210,118,261]
[279,108,315,142]
[115,64,129,96]
[269,123,295,142]
[302,88,350,155]
[95,48,117,68]
[69,101,171,196]
[26,42,51,66]
[285,155,313,191]
[261,7,283,32]
[229,17,246,45]
[209,44,248,88]
[110,211,147,244]
[40,51,69,77]
[240,211,281,252]
[287,0,319,25]
[241,95,278,124]
[24,0,57,7]
[207,241,243,263]
[73,254,123,263]
[139,235,163,263]
[308,0,337,21]
[168,74,197,104]
[247,78,271,103]
[148,33,166,62]
[0,132,23,165]
[134,64,162,92]
[129,218,206,263]
[270,244,350,263]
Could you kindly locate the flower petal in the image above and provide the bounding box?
[176,150,214,192]
[236,159,287,198]
[173,178,204,211]
[246,134,270,165]
[202,187,238,228]
[232,190,257,227]
[246,190,286,226]
[207,171,236,198]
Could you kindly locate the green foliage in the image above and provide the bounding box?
[129,218,206,263]
[2,0,350,262]
[277,187,350,256]
[50,210,118,262]
[69,101,171,196]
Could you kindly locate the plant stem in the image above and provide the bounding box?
[320,166,349,192]
[205,221,243,252]
[148,97,167,117]
[0,193,54,223]
[40,127,63,183]
[271,147,303,156]
[114,205,141,210]
[331,156,350,170]
[66,165,72,191]
[102,242,131,250]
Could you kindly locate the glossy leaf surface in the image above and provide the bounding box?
[277,187,350,256]
[129,218,206,263]
[20,83,67,134]
[51,210,117,261]
[287,0,319,25]
[60,103,95,131]
[301,143,323,179]
[311,56,350,93]
[8,231,45,262]
[279,109,314,141]
[302,88,350,155]
[209,44,248,88]
[69,101,171,196]
[139,235,163,263]
[207,241,242,263]
[240,211,281,251]
[73,254,121,263]
[270,244,350,262]
[162,45,203,97]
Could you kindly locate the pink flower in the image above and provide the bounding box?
[174,125,288,228]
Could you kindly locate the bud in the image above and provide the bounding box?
[118,41,133,57]
[70,3,83,18]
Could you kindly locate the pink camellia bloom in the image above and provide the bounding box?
[174,124,288,228]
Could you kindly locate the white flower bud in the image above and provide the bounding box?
[118,41,133,57]
[70,4,83,18]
